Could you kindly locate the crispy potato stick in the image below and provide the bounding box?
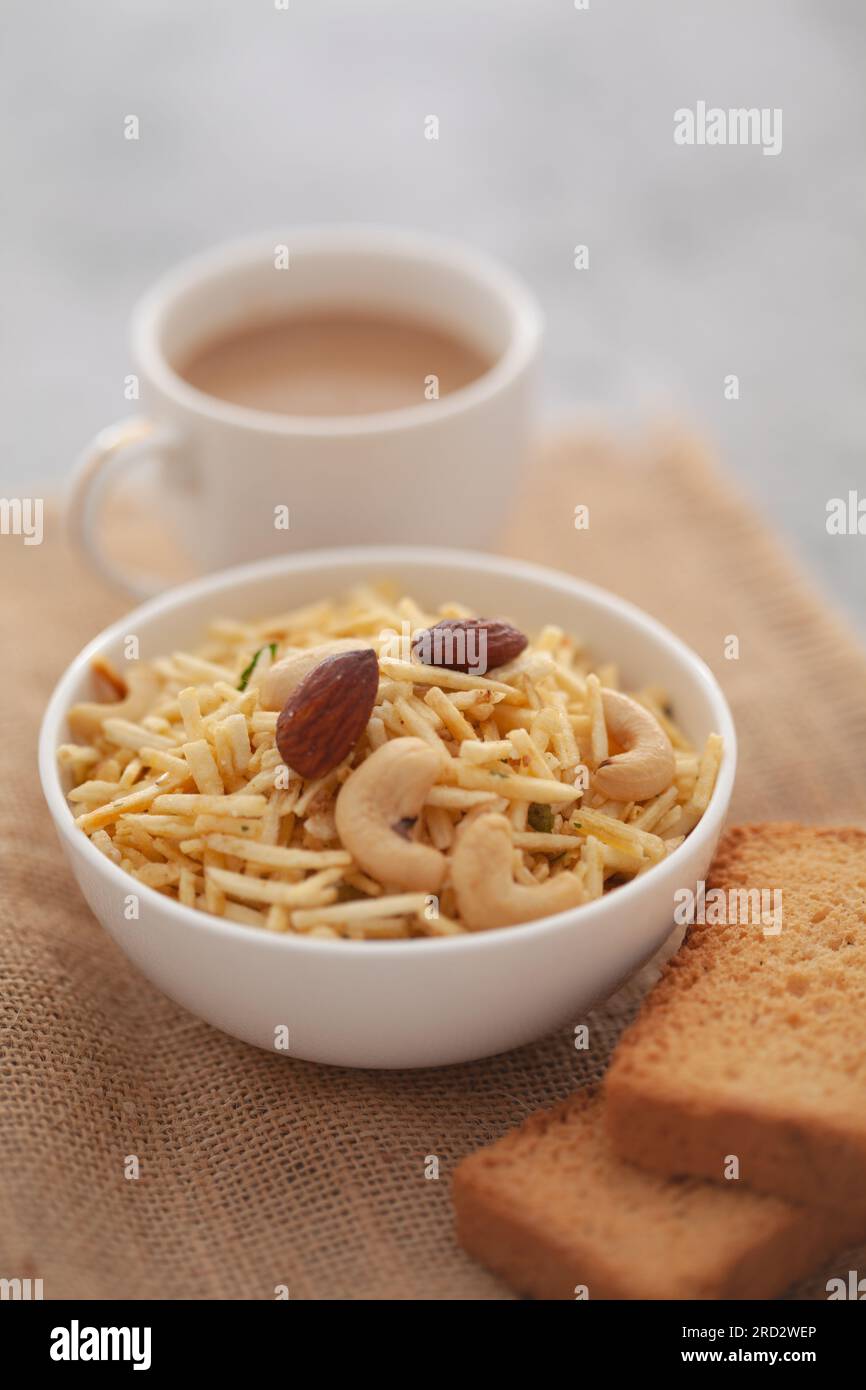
[367,715,387,750]
[177,686,206,742]
[204,836,352,869]
[425,806,454,850]
[222,711,252,774]
[424,686,476,741]
[67,780,124,803]
[193,814,262,836]
[542,703,581,771]
[379,657,524,704]
[416,912,465,936]
[250,711,279,734]
[292,892,430,926]
[206,865,343,906]
[57,743,101,769]
[655,806,684,837]
[571,806,664,861]
[75,774,187,831]
[182,739,224,796]
[668,733,723,836]
[459,739,514,764]
[120,813,197,838]
[454,764,578,804]
[629,784,679,832]
[264,905,291,933]
[178,867,198,907]
[134,862,180,889]
[152,793,267,816]
[392,696,450,757]
[491,705,535,734]
[585,673,608,769]
[581,835,605,899]
[551,663,587,699]
[91,828,121,863]
[224,902,269,927]
[512,832,583,853]
[213,722,241,790]
[448,689,506,709]
[139,747,190,777]
[424,786,498,809]
[690,733,723,813]
[102,719,178,753]
[509,726,556,779]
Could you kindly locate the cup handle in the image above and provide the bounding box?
[67,416,182,600]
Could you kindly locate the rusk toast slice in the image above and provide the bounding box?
[453,1090,864,1299]
[606,824,866,1207]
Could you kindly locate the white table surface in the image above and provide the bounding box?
[3,0,864,631]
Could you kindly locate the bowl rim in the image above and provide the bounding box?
[38,545,737,959]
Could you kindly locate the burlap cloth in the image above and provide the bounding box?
[3,426,866,1300]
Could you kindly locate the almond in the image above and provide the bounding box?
[275,648,379,780]
[411,619,527,674]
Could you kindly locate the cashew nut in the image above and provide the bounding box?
[592,689,675,802]
[334,737,446,892]
[260,639,374,711]
[451,813,585,930]
[68,665,162,740]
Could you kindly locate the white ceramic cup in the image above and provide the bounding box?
[67,227,543,598]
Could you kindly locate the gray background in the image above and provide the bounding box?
[3,0,864,630]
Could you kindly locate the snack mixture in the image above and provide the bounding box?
[58,585,722,938]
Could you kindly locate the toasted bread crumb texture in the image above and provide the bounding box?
[606,823,866,1206]
[453,1089,859,1300]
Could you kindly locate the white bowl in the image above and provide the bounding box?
[39,547,736,1068]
